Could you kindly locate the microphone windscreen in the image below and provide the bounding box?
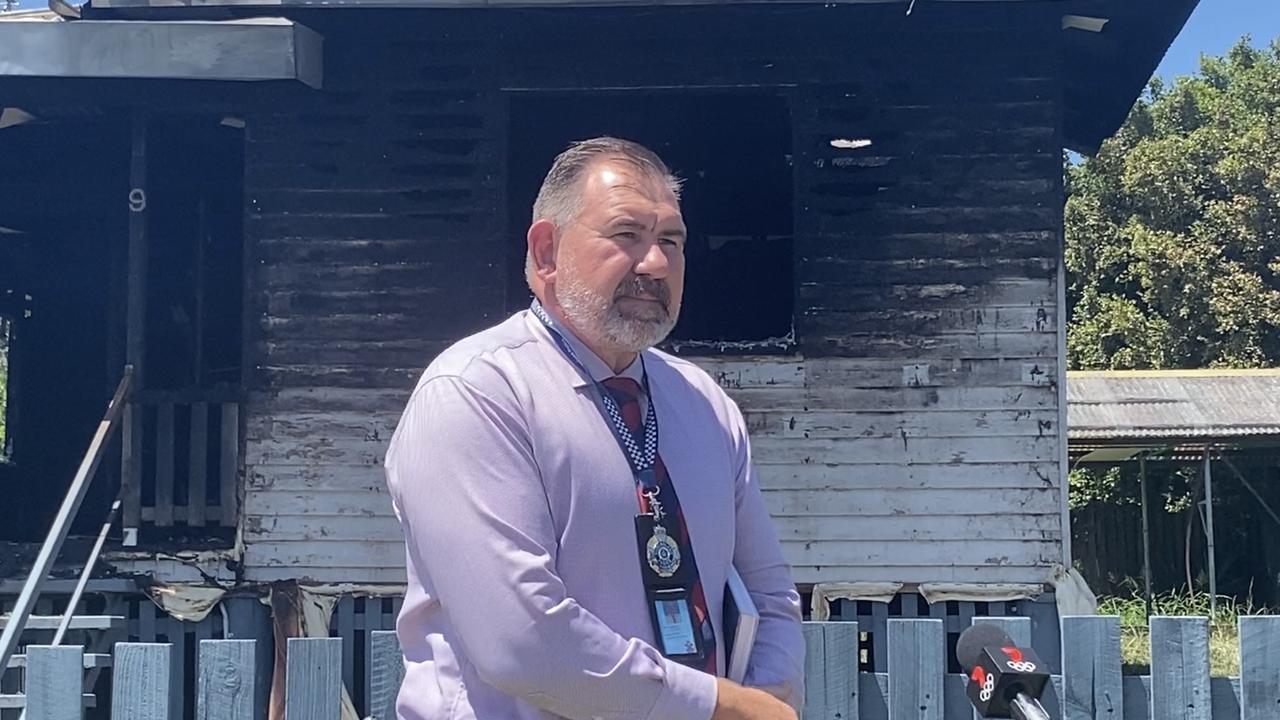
[956,623,1016,672]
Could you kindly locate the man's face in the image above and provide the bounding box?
[551,160,687,353]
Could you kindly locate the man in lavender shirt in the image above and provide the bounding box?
[385,138,805,720]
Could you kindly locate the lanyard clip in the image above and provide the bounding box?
[638,469,663,520]
[645,488,665,523]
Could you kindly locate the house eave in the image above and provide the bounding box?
[0,17,323,89]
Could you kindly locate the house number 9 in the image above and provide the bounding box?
[129,188,147,213]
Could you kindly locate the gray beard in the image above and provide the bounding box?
[556,274,679,353]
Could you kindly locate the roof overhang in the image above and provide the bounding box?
[0,18,322,88]
[1062,0,1201,152]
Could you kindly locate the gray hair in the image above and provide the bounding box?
[527,137,682,284]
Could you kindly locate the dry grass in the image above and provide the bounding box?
[1097,590,1256,677]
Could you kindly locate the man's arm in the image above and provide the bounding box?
[387,374,717,720]
[725,401,806,711]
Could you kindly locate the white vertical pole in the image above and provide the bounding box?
[1203,445,1218,617]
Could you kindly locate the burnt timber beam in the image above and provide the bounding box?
[0,19,323,89]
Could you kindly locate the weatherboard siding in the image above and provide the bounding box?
[238,5,1064,586]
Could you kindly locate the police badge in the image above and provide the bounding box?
[646,525,682,578]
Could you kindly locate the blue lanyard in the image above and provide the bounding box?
[530,301,662,497]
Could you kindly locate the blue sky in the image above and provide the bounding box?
[1156,0,1280,79]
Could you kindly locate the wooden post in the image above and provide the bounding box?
[121,109,149,543]
[198,639,256,720]
[337,599,355,701]
[194,198,208,386]
[1060,615,1122,720]
[155,402,175,526]
[1202,446,1218,616]
[220,403,240,527]
[120,402,141,546]
[168,613,186,720]
[26,646,83,720]
[1140,454,1154,618]
[189,401,209,526]
[368,631,404,720]
[1150,616,1211,720]
[111,643,170,720]
[887,619,943,720]
[284,637,341,720]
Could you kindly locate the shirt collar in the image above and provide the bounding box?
[526,306,645,389]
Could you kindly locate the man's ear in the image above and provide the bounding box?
[528,219,558,282]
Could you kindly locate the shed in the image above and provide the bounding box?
[1068,369,1280,610]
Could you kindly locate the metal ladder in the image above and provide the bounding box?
[0,370,133,714]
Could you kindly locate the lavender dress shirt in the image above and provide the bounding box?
[384,310,805,720]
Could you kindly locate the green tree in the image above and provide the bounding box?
[1066,38,1280,369]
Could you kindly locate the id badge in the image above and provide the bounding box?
[648,587,705,661]
[635,514,706,664]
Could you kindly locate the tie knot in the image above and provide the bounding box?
[602,376,643,403]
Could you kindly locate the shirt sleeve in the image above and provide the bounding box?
[725,399,806,711]
[385,374,718,720]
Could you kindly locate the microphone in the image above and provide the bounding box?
[955,624,1052,720]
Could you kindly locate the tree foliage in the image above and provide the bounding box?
[1066,38,1280,369]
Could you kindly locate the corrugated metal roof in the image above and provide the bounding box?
[1068,369,1280,440]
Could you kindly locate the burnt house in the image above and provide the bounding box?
[0,0,1196,714]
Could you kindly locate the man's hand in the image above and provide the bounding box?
[712,678,798,720]
[752,684,792,703]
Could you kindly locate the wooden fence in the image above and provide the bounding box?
[15,615,1280,719]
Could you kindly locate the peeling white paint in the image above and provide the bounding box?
[829,138,873,150]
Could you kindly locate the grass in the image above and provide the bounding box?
[1096,589,1259,677]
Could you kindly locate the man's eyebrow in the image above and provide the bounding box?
[609,217,648,229]
[607,216,686,238]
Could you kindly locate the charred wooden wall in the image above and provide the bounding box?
[240,3,1066,586]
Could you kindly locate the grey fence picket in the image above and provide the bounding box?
[1240,616,1280,720]
[197,639,256,720]
[803,622,858,720]
[1150,616,1211,720]
[888,619,944,720]
[1061,615,1123,720]
[26,646,83,720]
[284,637,341,720]
[822,622,859,720]
[803,623,826,719]
[111,643,170,720]
[87,613,1280,719]
[368,631,404,720]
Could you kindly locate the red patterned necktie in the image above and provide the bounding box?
[602,376,717,676]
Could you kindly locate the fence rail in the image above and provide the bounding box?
[14,615,1280,719]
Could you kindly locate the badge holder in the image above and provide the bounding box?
[635,513,706,664]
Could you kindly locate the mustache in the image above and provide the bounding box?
[613,276,671,306]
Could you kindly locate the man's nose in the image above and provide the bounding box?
[634,240,670,279]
